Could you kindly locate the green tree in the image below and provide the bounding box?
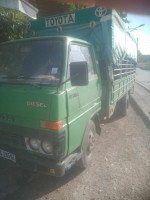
[61,2,87,11]
[0,7,30,43]
[137,50,143,62]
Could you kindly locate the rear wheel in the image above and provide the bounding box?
[77,120,96,169]
[116,94,129,117]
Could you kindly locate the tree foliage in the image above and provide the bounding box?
[0,7,30,43]
[138,50,150,62]
[60,2,87,12]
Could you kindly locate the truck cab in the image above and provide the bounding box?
[0,36,102,176]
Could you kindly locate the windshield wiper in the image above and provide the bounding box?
[1,75,30,80]
[0,75,59,87]
[0,76,42,87]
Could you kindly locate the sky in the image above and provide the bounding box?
[127,13,150,55]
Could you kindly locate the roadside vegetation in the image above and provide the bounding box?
[0,7,29,43]
[137,62,150,70]
[137,51,150,70]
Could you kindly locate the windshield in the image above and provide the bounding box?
[0,39,64,85]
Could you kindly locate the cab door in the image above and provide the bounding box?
[66,43,102,153]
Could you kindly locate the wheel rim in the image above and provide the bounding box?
[87,127,95,156]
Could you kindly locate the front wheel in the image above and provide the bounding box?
[77,120,96,169]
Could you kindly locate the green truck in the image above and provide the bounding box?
[0,7,136,176]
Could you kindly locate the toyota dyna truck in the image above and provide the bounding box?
[0,7,137,176]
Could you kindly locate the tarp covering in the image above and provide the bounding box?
[29,6,137,66]
[0,0,38,19]
[54,0,150,15]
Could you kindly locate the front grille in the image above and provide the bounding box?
[0,131,26,147]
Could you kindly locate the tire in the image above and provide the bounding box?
[117,94,129,117]
[77,120,96,169]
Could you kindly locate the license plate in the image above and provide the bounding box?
[0,149,16,163]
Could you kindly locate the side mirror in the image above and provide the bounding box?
[70,61,88,86]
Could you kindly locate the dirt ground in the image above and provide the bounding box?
[0,104,150,200]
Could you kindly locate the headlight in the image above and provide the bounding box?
[29,138,41,151]
[24,137,54,155]
[41,140,53,154]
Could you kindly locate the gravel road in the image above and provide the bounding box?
[0,104,150,200]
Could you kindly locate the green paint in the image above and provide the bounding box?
[0,6,136,176]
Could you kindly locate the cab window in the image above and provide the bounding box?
[69,44,95,77]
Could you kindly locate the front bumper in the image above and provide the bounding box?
[0,124,67,176]
[0,124,82,176]
[0,145,82,177]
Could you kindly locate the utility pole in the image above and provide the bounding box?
[137,38,139,63]
[128,24,145,65]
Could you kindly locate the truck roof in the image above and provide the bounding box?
[0,35,90,46]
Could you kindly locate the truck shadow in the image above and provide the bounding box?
[3,165,83,200]
[129,97,150,128]
[104,98,150,128]
[103,108,125,124]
